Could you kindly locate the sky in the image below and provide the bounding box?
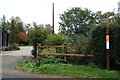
[0,0,119,33]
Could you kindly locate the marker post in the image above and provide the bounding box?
[106,20,110,70]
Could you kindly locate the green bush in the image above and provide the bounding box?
[28,28,49,45]
[91,23,120,70]
[9,43,20,50]
[43,33,72,53]
[28,28,50,57]
[40,57,67,64]
[43,33,71,46]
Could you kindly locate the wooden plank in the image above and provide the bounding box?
[37,46,64,48]
[37,45,90,54]
[37,45,90,48]
[39,53,94,57]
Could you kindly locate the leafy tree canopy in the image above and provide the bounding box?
[59,7,95,35]
[59,7,117,36]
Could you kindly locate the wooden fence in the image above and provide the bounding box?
[37,45,94,57]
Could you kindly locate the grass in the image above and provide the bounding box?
[15,58,119,78]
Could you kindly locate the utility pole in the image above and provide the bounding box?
[118,1,120,17]
[106,20,110,70]
[52,3,54,34]
[118,1,120,24]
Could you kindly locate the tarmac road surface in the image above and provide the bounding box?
[0,46,69,79]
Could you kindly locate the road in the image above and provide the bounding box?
[0,46,67,79]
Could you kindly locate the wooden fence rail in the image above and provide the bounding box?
[37,45,90,48]
[39,53,94,57]
[37,45,94,58]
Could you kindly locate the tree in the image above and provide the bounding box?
[14,16,24,32]
[59,8,117,45]
[59,7,95,44]
[59,7,95,35]
[8,16,26,44]
[94,11,115,25]
[10,18,20,43]
[1,15,10,31]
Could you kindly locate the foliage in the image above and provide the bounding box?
[28,28,49,46]
[9,43,20,50]
[41,48,56,53]
[91,22,120,70]
[42,33,72,53]
[28,27,50,57]
[1,15,10,31]
[43,33,71,45]
[13,16,25,32]
[40,57,67,64]
[109,23,120,70]
[10,18,20,43]
[0,15,26,44]
[19,32,28,42]
[16,59,118,78]
[59,8,116,45]
[70,33,91,45]
[59,7,95,35]
[94,11,115,24]
[28,23,52,45]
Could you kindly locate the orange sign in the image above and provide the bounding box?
[106,35,109,42]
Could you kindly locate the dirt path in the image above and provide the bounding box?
[0,46,68,78]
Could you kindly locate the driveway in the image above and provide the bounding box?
[0,46,67,79]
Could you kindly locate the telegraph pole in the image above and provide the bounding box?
[118,1,120,24]
[118,1,120,17]
[106,20,110,70]
[52,3,54,34]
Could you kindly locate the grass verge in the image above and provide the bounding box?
[15,58,118,78]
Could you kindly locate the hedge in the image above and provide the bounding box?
[91,23,120,70]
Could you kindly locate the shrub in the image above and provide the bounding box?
[40,57,67,64]
[43,33,72,46]
[28,28,50,57]
[43,33,72,53]
[9,43,20,50]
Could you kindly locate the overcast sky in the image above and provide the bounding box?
[0,0,119,33]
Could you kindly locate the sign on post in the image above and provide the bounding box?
[106,35,109,49]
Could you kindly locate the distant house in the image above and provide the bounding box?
[0,29,10,48]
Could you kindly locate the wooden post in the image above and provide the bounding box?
[52,3,54,34]
[106,20,110,70]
